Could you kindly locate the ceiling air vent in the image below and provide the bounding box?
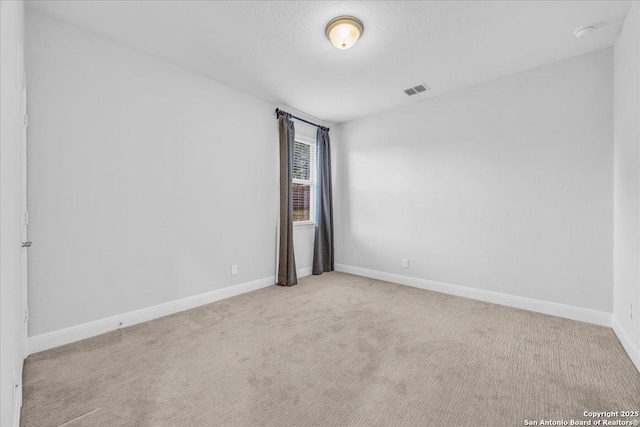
[404,83,430,96]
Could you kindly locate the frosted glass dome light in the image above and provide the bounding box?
[326,16,364,50]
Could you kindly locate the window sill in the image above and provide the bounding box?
[294,221,316,229]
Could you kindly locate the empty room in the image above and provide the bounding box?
[1,0,640,426]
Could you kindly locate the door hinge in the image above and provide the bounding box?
[24,308,29,323]
[23,211,28,226]
[23,114,28,128]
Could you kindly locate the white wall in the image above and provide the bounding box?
[334,48,613,313]
[1,1,25,425]
[25,11,321,339]
[613,1,640,369]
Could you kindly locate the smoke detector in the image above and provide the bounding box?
[574,25,595,38]
[404,83,430,96]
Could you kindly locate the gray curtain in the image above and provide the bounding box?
[312,127,334,275]
[277,113,298,286]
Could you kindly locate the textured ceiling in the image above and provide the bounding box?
[27,1,631,124]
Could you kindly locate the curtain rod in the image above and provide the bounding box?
[275,108,330,132]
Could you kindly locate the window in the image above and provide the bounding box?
[293,137,316,223]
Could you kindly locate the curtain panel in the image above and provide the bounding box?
[312,127,334,275]
[277,113,298,286]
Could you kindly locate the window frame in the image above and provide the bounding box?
[292,134,316,227]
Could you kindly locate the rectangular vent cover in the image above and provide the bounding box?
[404,83,430,96]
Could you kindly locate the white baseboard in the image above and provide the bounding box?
[27,264,618,359]
[297,266,313,278]
[335,264,612,327]
[28,276,277,355]
[612,316,640,373]
[12,357,23,427]
[29,266,314,355]
[13,392,21,427]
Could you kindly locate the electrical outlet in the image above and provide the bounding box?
[402,259,409,268]
[231,264,238,275]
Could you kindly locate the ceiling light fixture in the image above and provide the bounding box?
[573,25,595,38]
[326,16,364,50]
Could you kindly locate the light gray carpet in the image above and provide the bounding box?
[22,273,640,426]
